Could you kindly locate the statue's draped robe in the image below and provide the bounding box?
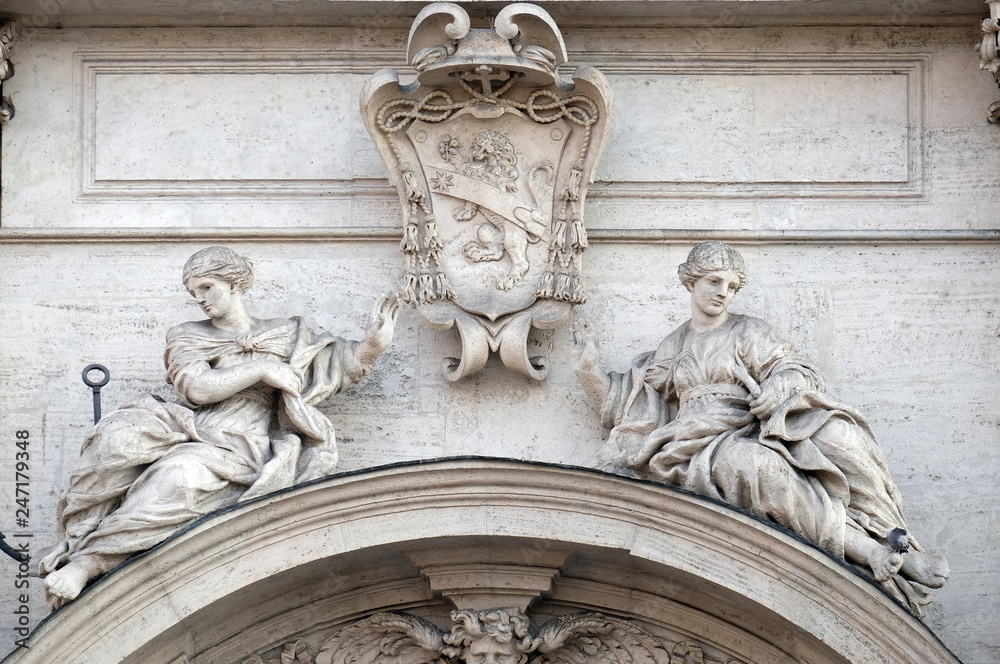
[600,314,931,612]
[40,317,367,578]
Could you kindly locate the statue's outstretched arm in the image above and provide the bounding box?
[355,293,402,371]
[572,319,611,412]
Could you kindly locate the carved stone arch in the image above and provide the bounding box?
[4,460,956,664]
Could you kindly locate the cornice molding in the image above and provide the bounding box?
[2,459,959,664]
[1,227,998,245]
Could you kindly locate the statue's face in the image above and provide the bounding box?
[463,636,522,664]
[690,269,740,318]
[186,276,238,320]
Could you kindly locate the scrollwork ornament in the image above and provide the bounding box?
[979,1,1000,123]
[0,20,19,125]
[361,2,613,380]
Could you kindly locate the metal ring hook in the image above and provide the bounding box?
[82,364,110,388]
[82,364,110,423]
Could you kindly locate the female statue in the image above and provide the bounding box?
[572,242,948,613]
[39,246,401,608]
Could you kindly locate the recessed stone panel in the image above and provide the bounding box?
[596,59,919,197]
[93,72,355,181]
[78,51,396,200]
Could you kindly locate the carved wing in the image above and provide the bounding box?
[531,613,672,664]
[667,640,745,664]
[314,612,449,664]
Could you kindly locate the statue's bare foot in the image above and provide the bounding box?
[868,545,904,583]
[901,550,950,588]
[44,561,92,609]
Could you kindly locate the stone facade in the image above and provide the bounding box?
[0,1,997,662]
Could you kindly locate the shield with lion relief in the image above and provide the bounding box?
[361,2,613,380]
[408,110,570,316]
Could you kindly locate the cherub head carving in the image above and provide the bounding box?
[442,609,536,664]
[313,610,721,664]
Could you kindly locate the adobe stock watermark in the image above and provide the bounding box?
[6,429,33,650]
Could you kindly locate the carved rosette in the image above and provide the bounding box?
[237,609,744,664]
[361,2,613,380]
[980,1,1000,123]
[0,20,18,124]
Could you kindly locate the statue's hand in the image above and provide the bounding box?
[355,293,402,372]
[364,293,402,355]
[748,371,805,418]
[644,363,671,392]
[748,383,782,418]
[258,360,302,396]
[571,318,601,374]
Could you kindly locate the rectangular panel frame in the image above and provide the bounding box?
[75,49,927,202]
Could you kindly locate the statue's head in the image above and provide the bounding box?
[443,609,535,664]
[183,246,255,294]
[677,241,746,292]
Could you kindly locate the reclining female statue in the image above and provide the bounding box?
[39,246,401,608]
[572,241,948,614]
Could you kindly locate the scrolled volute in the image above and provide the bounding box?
[494,3,567,73]
[407,3,471,69]
[0,20,18,124]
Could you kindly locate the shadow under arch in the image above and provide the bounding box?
[5,459,958,664]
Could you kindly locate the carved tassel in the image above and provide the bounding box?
[436,273,456,301]
[535,270,554,299]
[400,221,420,253]
[424,216,444,253]
[402,273,419,305]
[418,273,436,303]
[571,275,587,304]
[550,220,567,252]
[555,272,572,301]
[561,168,582,202]
[402,170,426,205]
[571,218,588,250]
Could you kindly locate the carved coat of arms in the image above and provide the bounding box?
[362,2,613,380]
